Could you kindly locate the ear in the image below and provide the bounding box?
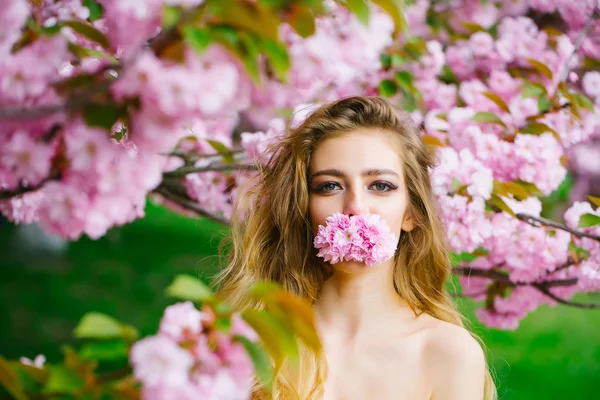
[401,214,415,232]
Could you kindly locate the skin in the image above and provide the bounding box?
[308,129,485,400]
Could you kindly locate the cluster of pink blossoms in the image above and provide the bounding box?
[246,2,395,126]
[1,0,600,332]
[131,302,257,400]
[314,213,399,267]
[391,0,600,328]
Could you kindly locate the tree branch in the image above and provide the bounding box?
[452,265,578,288]
[558,5,599,82]
[0,175,60,201]
[532,284,600,309]
[153,185,230,225]
[515,213,600,242]
[163,163,258,178]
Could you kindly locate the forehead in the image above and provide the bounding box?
[309,128,404,173]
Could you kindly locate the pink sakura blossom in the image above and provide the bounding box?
[159,301,207,342]
[131,336,194,386]
[185,171,232,218]
[0,35,69,104]
[314,213,399,267]
[476,286,549,330]
[0,130,54,187]
[131,302,256,400]
[430,146,494,200]
[582,71,600,99]
[240,118,285,164]
[0,0,30,56]
[249,4,393,124]
[0,191,43,224]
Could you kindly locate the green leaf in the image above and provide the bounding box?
[165,275,215,303]
[246,281,320,353]
[44,365,85,394]
[16,362,49,386]
[573,93,594,111]
[527,58,553,80]
[488,194,516,218]
[451,177,463,192]
[111,126,126,142]
[234,336,273,391]
[261,39,290,82]
[207,139,235,163]
[83,103,121,130]
[390,53,406,66]
[515,180,542,196]
[83,0,103,22]
[371,0,406,34]
[67,43,119,64]
[502,181,529,200]
[205,0,280,41]
[422,135,444,147]
[588,195,600,208]
[380,53,391,69]
[287,6,316,37]
[394,71,414,92]
[472,112,506,128]
[400,88,418,112]
[247,281,282,298]
[73,312,139,341]
[578,213,600,228]
[438,64,458,84]
[520,122,559,137]
[241,309,299,369]
[461,22,485,33]
[522,82,546,98]
[183,26,211,55]
[346,0,370,26]
[63,20,110,49]
[53,72,96,94]
[79,340,129,362]
[237,32,261,82]
[0,356,28,400]
[482,92,510,114]
[538,94,551,113]
[378,79,397,97]
[163,5,183,29]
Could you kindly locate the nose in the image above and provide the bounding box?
[343,187,369,217]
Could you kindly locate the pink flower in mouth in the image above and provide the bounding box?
[314,212,399,267]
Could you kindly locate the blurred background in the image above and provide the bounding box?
[1,194,599,400]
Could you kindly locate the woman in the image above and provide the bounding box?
[216,96,496,399]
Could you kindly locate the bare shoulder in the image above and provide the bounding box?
[420,317,486,400]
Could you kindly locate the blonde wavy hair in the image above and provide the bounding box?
[214,96,496,399]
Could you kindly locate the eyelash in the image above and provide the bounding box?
[311,181,398,193]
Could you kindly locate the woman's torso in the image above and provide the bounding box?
[319,313,441,400]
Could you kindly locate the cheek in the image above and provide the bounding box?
[309,197,333,232]
[376,198,408,235]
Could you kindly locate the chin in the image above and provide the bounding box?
[332,260,382,274]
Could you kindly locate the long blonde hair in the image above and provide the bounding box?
[215,96,496,399]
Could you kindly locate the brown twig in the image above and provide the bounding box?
[558,5,599,82]
[0,174,61,201]
[153,185,230,225]
[516,213,600,242]
[163,163,258,178]
[532,284,600,309]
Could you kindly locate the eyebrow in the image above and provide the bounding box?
[309,168,400,180]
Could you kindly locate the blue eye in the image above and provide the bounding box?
[311,182,341,193]
[371,181,397,192]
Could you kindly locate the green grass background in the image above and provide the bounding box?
[1,202,599,399]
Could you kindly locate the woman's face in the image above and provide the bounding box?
[308,128,414,248]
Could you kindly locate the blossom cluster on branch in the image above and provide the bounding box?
[0,0,600,334]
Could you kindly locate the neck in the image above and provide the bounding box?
[313,260,413,340]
